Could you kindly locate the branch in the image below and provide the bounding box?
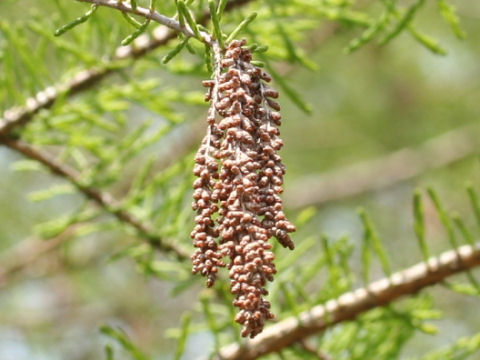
[0,137,188,260]
[217,242,480,359]
[285,123,480,208]
[0,0,251,137]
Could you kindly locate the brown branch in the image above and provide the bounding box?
[0,137,188,260]
[0,0,251,137]
[284,123,480,208]
[217,242,480,360]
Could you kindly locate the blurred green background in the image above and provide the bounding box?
[0,0,479,359]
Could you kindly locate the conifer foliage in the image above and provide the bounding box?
[0,0,479,359]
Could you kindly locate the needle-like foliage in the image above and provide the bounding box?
[0,0,478,359]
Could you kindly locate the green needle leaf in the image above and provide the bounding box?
[466,183,480,227]
[226,12,257,44]
[437,0,466,39]
[216,0,228,20]
[427,187,458,248]
[413,189,430,261]
[359,208,392,277]
[162,37,190,64]
[54,4,98,36]
[177,0,202,39]
[209,0,224,47]
[379,0,426,46]
[121,20,150,46]
[452,212,475,246]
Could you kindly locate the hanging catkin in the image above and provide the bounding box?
[191,39,295,338]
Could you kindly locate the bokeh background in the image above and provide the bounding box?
[0,0,479,359]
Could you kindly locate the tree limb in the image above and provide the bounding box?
[0,137,188,260]
[217,242,480,360]
[284,123,480,208]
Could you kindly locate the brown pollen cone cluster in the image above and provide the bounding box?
[191,39,295,338]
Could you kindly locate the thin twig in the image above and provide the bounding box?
[0,137,189,260]
[284,123,480,208]
[77,0,201,41]
[216,242,480,360]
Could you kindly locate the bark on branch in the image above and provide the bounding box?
[217,242,480,360]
